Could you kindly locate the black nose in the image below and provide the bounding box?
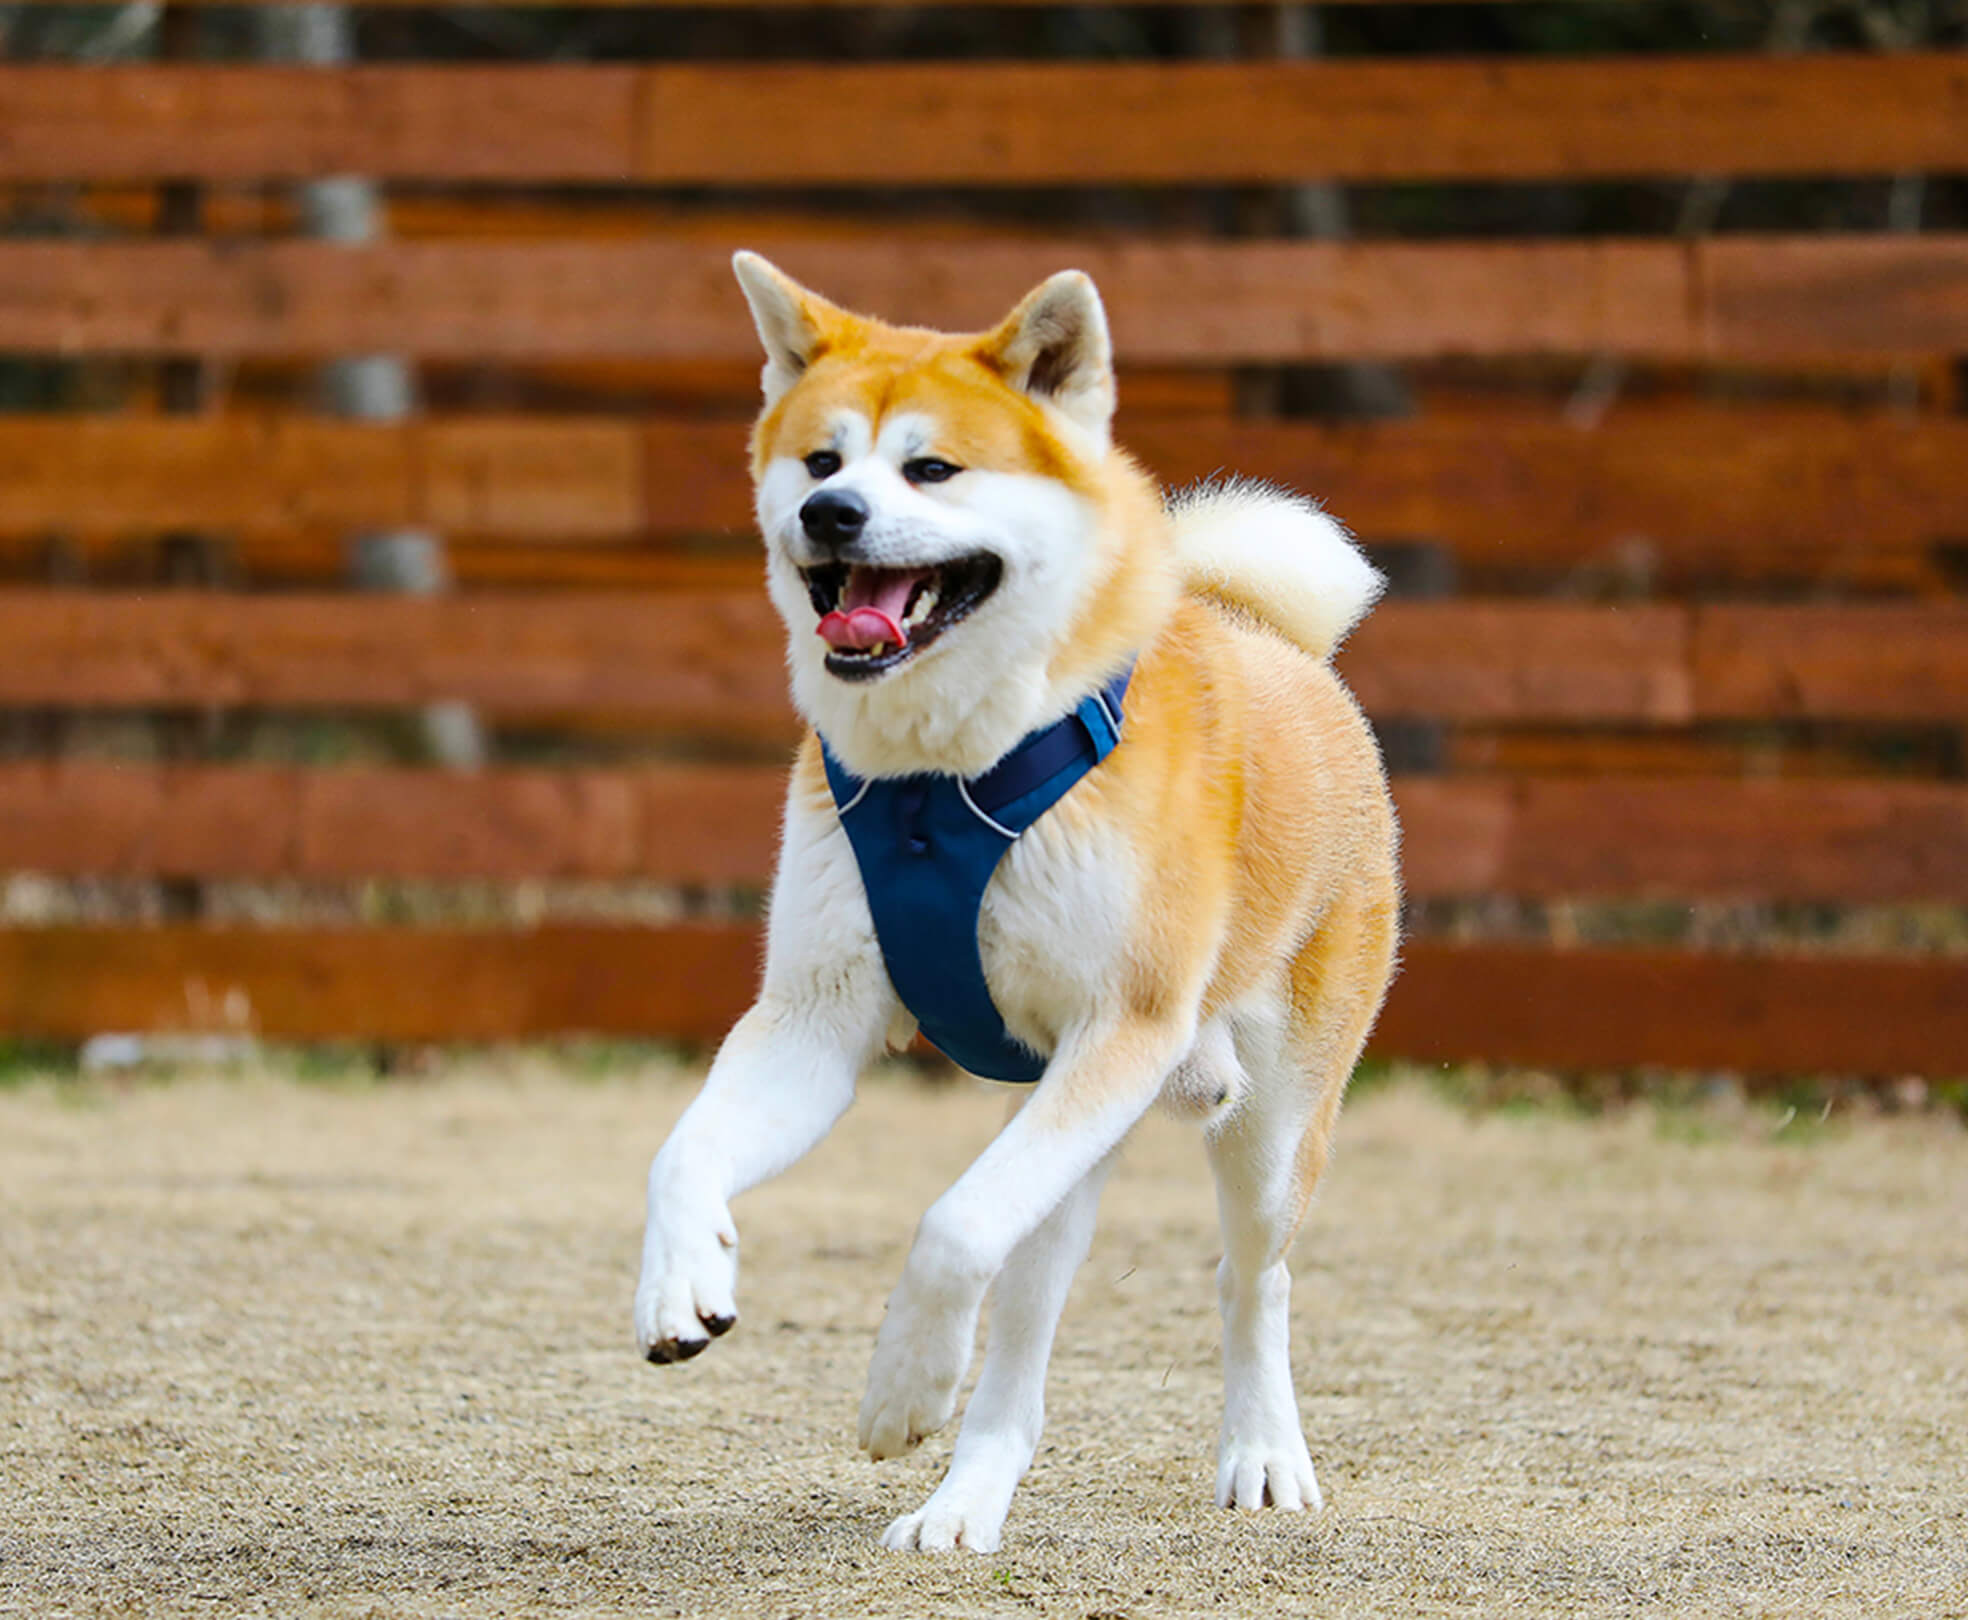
[800,488,870,551]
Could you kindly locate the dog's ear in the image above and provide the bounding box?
[732,251,840,408]
[979,270,1116,448]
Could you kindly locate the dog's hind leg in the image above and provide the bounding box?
[881,1147,1115,1554]
[1205,877,1396,1511]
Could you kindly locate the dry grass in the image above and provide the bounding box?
[2,1060,1964,1619]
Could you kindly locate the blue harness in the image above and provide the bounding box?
[820,666,1132,1083]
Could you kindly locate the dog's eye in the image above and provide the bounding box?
[803,450,842,479]
[903,458,962,486]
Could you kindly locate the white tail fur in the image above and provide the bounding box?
[1168,481,1383,661]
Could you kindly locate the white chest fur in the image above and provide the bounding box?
[973,801,1135,1060]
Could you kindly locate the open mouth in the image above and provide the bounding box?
[802,555,1002,680]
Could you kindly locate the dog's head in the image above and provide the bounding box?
[734,252,1174,779]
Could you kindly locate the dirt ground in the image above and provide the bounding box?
[2,1060,1964,1620]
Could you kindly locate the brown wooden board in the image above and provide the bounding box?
[0,535,763,593]
[0,924,761,1044]
[1444,728,1965,782]
[6,237,1962,363]
[0,589,795,735]
[1381,942,1968,1077]
[1393,777,1968,903]
[7,408,1968,560]
[0,416,663,541]
[0,592,1960,725]
[41,235,1963,362]
[0,237,1688,361]
[1126,407,1968,563]
[0,68,643,186]
[3,234,1958,363]
[5,763,1966,903]
[5,58,1965,184]
[0,416,416,536]
[1704,236,1968,361]
[0,232,1943,362]
[0,762,788,887]
[1694,604,1968,724]
[0,924,1960,1076]
[1344,603,1696,723]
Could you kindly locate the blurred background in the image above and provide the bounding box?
[0,0,1962,1100]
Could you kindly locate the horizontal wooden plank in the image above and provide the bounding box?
[0,534,765,593]
[1347,602,1696,723]
[5,57,1964,183]
[0,590,794,734]
[0,67,642,186]
[0,762,787,887]
[1394,777,1968,902]
[5,763,1964,903]
[1128,407,1968,562]
[0,238,1676,361]
[8,407,1968,559]
[0,924,1958,1076]
[3,237,1962,362]
[1694,604,1968,724]
[0,415,650,540]
[1704,236,1968,361]
[237,546,761,595]
[0,416,412,536]
[0,593,1681,724]
[0,924,760,1045]
[1443,727,1966,782]
[1379,942,1968,1077]
[0,593,1959,724]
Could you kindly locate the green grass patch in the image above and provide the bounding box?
[0,1039,79,1087]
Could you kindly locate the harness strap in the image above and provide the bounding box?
[821,664,1133,1082]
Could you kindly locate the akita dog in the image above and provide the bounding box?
[635,252,1400,1553]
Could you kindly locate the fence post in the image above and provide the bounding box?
[251,2,486,771]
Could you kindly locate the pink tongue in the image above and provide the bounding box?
[816,568,925,652]
[818,606,904,652]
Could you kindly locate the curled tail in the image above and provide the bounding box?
[1168,480,1383,661]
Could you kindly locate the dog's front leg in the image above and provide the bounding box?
[635,993,885,1363]
[880,1145,1115,1553]
[858,1014,1191,1467]
[637,780,895,1364]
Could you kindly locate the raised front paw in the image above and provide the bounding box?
[634,1189,740,1365]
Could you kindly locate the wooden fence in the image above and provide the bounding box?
[1,1,1964,1079]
